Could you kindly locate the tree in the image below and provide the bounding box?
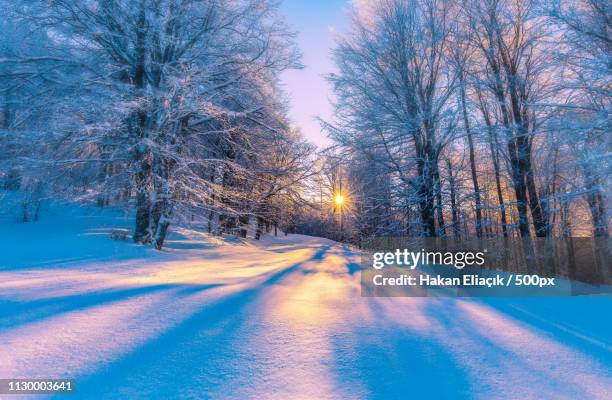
[461,0,554,237]
[327,0,459,237]
[547,0,611,237]
[1,0,308,248]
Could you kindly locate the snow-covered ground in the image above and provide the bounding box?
[1,202,611,399]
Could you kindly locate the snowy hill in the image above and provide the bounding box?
[0,196,296,271]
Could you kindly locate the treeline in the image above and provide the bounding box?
[0,0,315,249]
[308,0,610,241]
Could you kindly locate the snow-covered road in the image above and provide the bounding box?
[1,228,611,399]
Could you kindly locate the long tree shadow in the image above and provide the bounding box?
[474,297,612,363]
[342,245,363,275]
[267,243,331,254]
[0,283,224,330]
[328,297,472,399]
[71,244,332,398]
[2,247,332,332]
[429,299,608,398]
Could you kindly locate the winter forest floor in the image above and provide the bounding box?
[0,202,611,399]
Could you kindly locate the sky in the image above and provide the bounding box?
[279,0,351,148]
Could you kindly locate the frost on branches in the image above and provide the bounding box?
[0,0,314,249]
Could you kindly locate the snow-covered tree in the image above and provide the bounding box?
[1,0,310,248]
[320,0,610,241]
[327,0,460,237]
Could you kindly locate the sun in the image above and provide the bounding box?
[334,194,345,206]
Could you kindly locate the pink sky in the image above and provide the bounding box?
[280,0,351,148]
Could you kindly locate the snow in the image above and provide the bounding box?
[0,202,611,399]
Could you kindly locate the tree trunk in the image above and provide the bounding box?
[417,157,437,237]
[485,61,532,238]
[208,211,221,236]
[131,4,151,244]
[480,106,508,237]
[238,214,249,238]
[584,174,609,237]
[153,212,171,250]
[507,137,531,238]
[504,60,548,237]
[460,82,483,237]
[433,160,446,236]
[523,137,548,236]
[255,216,264,240]
[446,158,461,238]
[133,141,151,243]
[133,192,151,243]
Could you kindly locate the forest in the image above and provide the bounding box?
[301,0,610,243]
[1,0,610,249]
